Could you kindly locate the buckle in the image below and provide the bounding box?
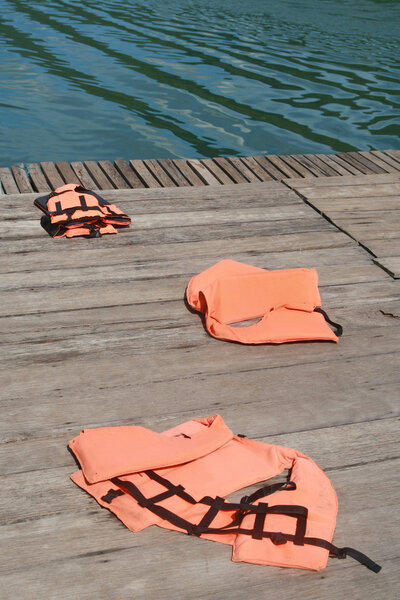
[270,532,287,546]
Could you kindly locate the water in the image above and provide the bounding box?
[0,0,399,167]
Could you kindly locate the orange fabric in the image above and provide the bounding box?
[186,260,339,343]
[70,415,338,571]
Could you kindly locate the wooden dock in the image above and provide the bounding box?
[0,151,399,599]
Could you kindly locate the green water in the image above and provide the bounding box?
[0,0,399,166]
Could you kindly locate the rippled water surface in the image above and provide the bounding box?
[0,0,399,166]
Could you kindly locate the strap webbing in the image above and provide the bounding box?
[314,307,343,337]
[109,472,380,573]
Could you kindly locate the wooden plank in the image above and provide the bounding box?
[312,154,349,176]
[0,167,19,194]
[360,151,400,173]
[384,149,400,164]
[157,159,191,187]
[264,155,303,178]
[301,196,400,213]
[84,161,115,189]
[250,156,283,180]
[239,157,274,181]
[0,245,376,296]
[226,157,261,182]
[172,159,205,186]
[40,161,65,189]
[1,329,399,442]
[0,517,396,600]
[285,172,400,188]
[187,159,223,185]
[55,161,81,185]
[324,154,362,175]
[285,155,320,177]
[98,161,131,189]
[0,229,353,275]
[143,159,176,187]
[70,162,98,189]
[11,164,34,193]
[198,159,232,184]
[129,159,162,188]
[369,150,400,171]
[114,159,145,188]
[346,152,388,174]
[212,157,248,183]
[373,257,400,279]
[301,154,340,176]
[288,182,400,199]
[26,163,51,192]
[335,152,375,174]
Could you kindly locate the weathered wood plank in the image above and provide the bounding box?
[384,149,400,164]
[251,155,286,179]
[239,156,274,181]
[324,154,363,175]
[335,152,375,174]
[172,159,205,186]
[264,155,303,178]
[0,230,353,275]
[84,161,115,189]
[226,157,261,182]
[346,151,388,174]
[0,244,380,300]
[40,162,65,189]
[156,159,191,187]
[312,154,348,176]
[26,163,51,192]
[298,196,400,213]
[361,151,400,172]
[98,160,131,189]
[10,164,34,193]
[212,157,249,183]
[286,155,320,177]
[1,337,398,444]
[285,172,400,188]
[373,257,400,279]
[301,154,339,176]
[114,159,145,188]
[198,159,233,184]
[55,161,81,185]
[129,159,161,187]
[288,182,400,199]
[0,167,19,194]
[281,155,316,177]
[143,159,176,187]
[70,161,97,189]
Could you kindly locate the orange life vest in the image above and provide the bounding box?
[186,260,342,344]
[34,183,131,238]
[69,415,379,572]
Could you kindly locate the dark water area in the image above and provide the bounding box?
[0,0,399,167]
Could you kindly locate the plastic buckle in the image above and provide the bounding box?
[270,532,287,546]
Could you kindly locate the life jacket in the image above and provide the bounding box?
[69,415,380,572]
[34,183,131,238]
[186,260,342,344]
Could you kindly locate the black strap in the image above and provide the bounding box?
[109,472,380,572]
[314,307,343,337]
[243,481,296,504]
[79,194,88,210]
[101,488,125,504]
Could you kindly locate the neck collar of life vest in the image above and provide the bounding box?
[69,414,233,484]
